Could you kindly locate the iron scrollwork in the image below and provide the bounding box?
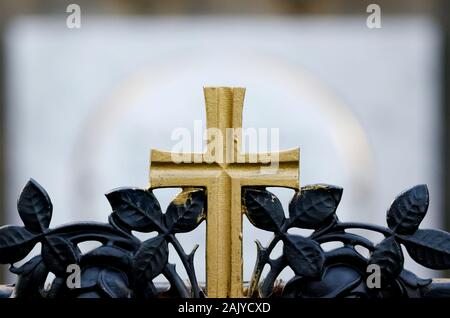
[1,179,450,298]
[243,184,450,298]
[0,179,205,298]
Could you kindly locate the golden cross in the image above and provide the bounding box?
[149,87,299,297]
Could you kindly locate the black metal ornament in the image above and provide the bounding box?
[0,179,450,298]
[245,184,450,298]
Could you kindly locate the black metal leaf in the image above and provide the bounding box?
[398,269,432,288]
[242,188,285,232]
[10,255,44,276]
[98,267,132,298]
[398,229,450,269]
[80,266,102,289]
[288,184,342,229]
[283,234,324,278]
[106,188,164,233]
[12,256,48,298]
[83,245,132,269]
[42,235,80,276]
[164,188,206,233]
[132,235,168,281]
[283,265,362,298]
[368,237,404,281]
[17,179,53,233]
[387,185,429,235]
[0,226,37,264]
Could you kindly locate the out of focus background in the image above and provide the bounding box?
[0,0,449,283]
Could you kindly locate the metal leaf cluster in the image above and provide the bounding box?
[0,180,206,298]
[0,180,450,298]
[242,184,450,298]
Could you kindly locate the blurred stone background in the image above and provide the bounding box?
[0,0,449,283]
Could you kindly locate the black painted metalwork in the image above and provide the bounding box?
[0,179,450,298]
[244,184,450,298]
[0,180,205,298]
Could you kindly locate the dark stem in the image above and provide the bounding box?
[331,222,394,237]
[314,233,375,250]
[163,263,189,298]
[309,216,339,239]
[260,256,286,297]
[167,234,201,298]
[248,233,282,296]
[45,222,140,249]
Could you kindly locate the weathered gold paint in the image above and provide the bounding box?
[149,87,300,297]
